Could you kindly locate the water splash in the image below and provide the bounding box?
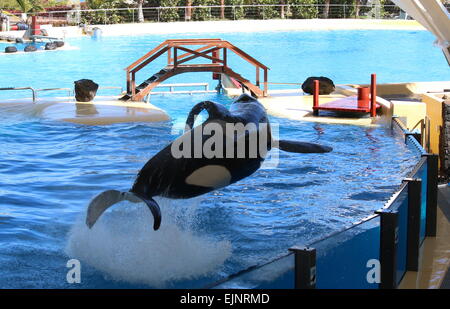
[65,197,232,288]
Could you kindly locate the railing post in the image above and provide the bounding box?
[376,209,398,289]
[370,73,377,117]
[404,178,422,271]
[131,71,136,96]
[391,115,398,130]
[424,154,438,237]
[126,71,131,93]
[212,49,220,80]
[288,246,316,289]
[174,47,178,67]
[313,79,319,116]
[263,68,268,96]
[256,67,260,87]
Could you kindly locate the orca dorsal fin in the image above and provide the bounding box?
[185,101,235,132]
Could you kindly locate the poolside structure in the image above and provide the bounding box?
[312,74,380,117]
[121,38,269,101]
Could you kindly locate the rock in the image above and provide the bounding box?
[5,46,17,53]
[54,41,65,48]
[24,45,37,52]
[45,42,57,50]
[74,79,99,102]
[301,76,336,95]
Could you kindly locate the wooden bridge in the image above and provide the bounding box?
[121,39,269,101]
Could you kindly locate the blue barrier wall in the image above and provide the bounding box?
[209,117,437,289]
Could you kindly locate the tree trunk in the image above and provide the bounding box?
[355,0,361,18]
[220,0,225,19]
[324,0,330,19]
[186,0,192,21]
[138,0,144,23]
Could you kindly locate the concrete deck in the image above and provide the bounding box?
[399,184,450,289]
[0,96,169,125]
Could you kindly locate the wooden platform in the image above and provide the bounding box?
[313,95,381,113]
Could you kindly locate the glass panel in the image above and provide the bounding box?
[414,161,428,244]
[405,135,426,157]
[390,187,408,285]
[313,216,381,289]
[212,254,295,289]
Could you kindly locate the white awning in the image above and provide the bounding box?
[391,0,450,65]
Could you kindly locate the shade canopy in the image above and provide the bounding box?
[391,0,450,65]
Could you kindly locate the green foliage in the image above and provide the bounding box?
[250,0,280,20]
[192,0,214,21]
[81,0,125,25]
[15,0,43,13]
[225,0,244,20]
[159,0,179,22]
[289,0,318,19]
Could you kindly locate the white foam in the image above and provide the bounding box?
[65,197,232,287]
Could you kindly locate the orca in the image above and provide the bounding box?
[86,94,332,231]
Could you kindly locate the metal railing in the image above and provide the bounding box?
[3,3,449,27]
[149,83,215,94]
[208,116,439,289]
[0,86,123,102]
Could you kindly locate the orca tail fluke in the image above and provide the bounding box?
[85,190,162,231]
[276,140,333,153]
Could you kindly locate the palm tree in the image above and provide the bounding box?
[16,0,43,35]
[137,0,144,22]
[355,0,361,17]
[16,0,43,14]
[323,0,330,18]
[220,0,225,19]
[186,0,192,21]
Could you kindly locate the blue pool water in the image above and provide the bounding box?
[0,30,447,288]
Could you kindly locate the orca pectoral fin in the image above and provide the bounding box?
[276,140,333,153]
[86,190,162,231]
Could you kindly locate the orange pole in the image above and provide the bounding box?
[370,73,377,117]
[313,80,319,116]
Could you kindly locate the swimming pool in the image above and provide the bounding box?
[0,29,447,289]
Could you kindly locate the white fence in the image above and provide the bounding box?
[3,3,449,26]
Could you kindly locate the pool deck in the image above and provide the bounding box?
[259,88,387,126]
[0,19,426,41]
[0,96,169,125]
[399,184,450,289]
[223,82,394,126]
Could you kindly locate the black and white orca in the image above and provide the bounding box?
[86,94,332,231]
